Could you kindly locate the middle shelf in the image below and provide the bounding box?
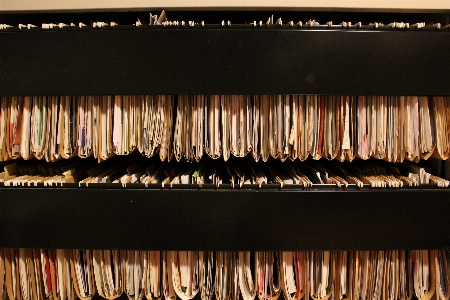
[0,186,449,250]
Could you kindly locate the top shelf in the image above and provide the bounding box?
[1,0,450,12]
[0,26,449,96]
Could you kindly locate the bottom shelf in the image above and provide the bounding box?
[0,188,448,250]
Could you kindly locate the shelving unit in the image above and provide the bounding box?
[0,7,449,251]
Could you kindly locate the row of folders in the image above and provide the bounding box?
[1,95,449,163]
[0,249,448,300]
[0,154,448,188]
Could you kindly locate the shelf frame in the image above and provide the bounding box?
[0,27,449,96]
[0,19,450,252]
[0,187,448,251]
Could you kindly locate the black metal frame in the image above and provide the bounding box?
[0,27,449,96]
[0,187,448,250]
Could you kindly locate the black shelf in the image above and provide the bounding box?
[0,19,450,252]
[0,187,448,250]
[0,27,449,96]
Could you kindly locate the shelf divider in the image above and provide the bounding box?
[0,188,448,250]
[1,28,449,96]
